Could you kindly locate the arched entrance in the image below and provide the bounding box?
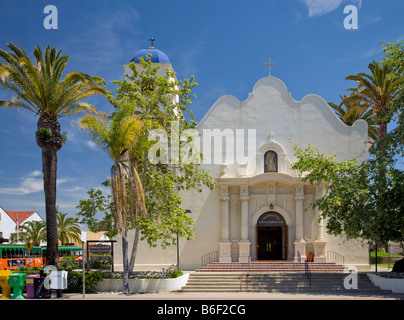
[257,212,287,260]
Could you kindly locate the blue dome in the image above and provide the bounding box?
[130,48,170,64]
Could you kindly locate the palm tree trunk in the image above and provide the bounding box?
[42,148,59,266]
[128,163,147,275]
[128,224,140,275]
[36,113,63,266]
[122,233,130,294]
[111,162,130,294]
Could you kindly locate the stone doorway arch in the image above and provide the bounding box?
[256,212,288,260]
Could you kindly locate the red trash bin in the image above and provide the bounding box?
[26,274,40,299]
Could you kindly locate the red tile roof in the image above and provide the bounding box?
[4,210,38,224]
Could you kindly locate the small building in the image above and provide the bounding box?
[0,206,43,242]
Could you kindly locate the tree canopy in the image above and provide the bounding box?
[292,41,404,245]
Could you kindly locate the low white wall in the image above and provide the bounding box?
[95,273,189,294]
[367,273,404,293]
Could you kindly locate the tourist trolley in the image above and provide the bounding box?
[0,244,82,270]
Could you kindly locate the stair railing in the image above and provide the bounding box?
[305,259,312,290]
[327,251,345,266]
[241,256,252,291]
[201,251,218,267]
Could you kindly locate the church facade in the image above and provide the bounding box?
[117,46,370,271]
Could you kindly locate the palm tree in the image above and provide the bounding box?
[344,60,404,178]
[79,103,147,294]
[57,212,81,245]
[0,43,106,266]
[345,60,404,143]
[329,95,379,142]
[10,220,46,246]
[344,60,404,254]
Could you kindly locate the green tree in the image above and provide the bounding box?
[324,43,404,246]
[57,212,81,245]
[79,103,147,294]
[76,180,116,239]
[381,40,404,132]
[112,57,214,272]
[291,106,404,245]
[381,40,404,82]
[0,43,106,266]
[77,56,214,275]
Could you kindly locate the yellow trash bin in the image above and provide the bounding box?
[0,270,13,299]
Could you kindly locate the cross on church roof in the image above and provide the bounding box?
[149,37,156,49]
[263,57,276,76]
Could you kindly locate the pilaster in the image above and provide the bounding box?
[238,185,251,263]
[219,242,232,263]
[220,185,230,241]
[294,185,306,262]
[294,185,305,242]
[239,185,249,241]
[219,185,231,262]
[238,241,251,263]
[314,185,326,262]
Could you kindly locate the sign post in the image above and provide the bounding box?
[81,231,86,299]
[25,241,34,267]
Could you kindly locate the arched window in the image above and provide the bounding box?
[264,151,278,172]
[257,212,285,227]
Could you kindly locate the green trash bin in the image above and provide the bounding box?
[9,273,27,299]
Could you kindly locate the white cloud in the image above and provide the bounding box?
[302,0,342,17]
[301,0,362,17]
[0,173,73,195]
[86,140,98,151]
[29,170,42,177]
[56,177,74,185]
[0,176,43,195]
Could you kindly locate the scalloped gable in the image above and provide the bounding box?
[197,76,368,164]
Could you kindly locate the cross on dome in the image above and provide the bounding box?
[149,37,156,49]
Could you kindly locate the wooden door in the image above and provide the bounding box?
[257,227,282,260]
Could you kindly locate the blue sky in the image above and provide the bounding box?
[0,0,403,219]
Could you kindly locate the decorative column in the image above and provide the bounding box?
[219,185,232,263]
[294,185,306,262]
[314,185,326,262]
[238,185,251,263]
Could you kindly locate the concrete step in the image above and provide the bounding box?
[197,261,345,272]
[178,272,392,295]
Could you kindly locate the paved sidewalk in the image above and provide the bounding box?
[63,290,403,300]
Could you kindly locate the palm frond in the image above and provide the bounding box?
[345,60,404,128]
[0,43,106,118]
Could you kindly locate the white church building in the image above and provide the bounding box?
[116,44,370,272]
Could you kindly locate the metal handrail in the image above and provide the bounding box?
[327,251,345,266]
[201,251,218,267]
[305,259,311,290]
[241,256,252,292]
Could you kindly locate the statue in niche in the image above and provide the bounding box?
[264,151,277,172]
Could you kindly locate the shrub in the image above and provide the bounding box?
[165,269,183,279]
[66,270,106,293]
[371,250,388,264]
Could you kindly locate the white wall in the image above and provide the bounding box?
[0,207,16,239]
[0,208,43,241]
